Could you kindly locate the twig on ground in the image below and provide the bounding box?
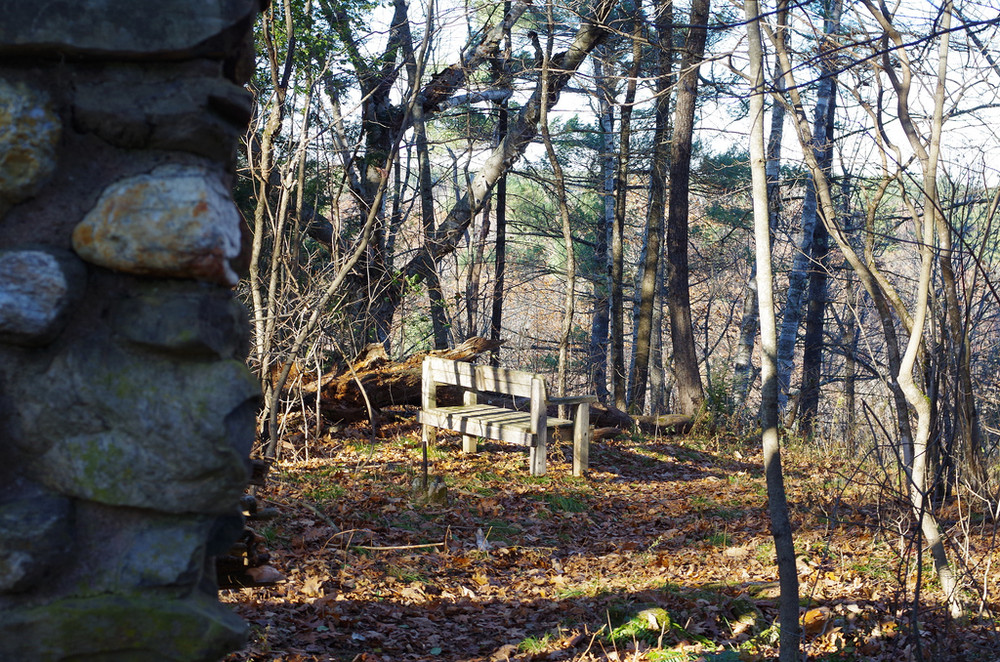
[352,542,446,551]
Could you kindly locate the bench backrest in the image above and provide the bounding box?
[422,356,542,399]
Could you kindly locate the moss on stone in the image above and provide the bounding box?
[0,592,246,661]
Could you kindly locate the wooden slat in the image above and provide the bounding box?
[462,388,478,453]
[418,405,572,447]
[572,402,590,477]
[530,377,546,475]
[426,357,476,389]
[419,405,570,428]
[419,406,533,446]
[423,356,540,399]
[474,365,536,398]
[421,358,437,410]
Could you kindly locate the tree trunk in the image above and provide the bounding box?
[611,7,643,411]
[412,90,450,349]
[539,0,577,417]
[770,0,963,621]
[628,0,671,414]
[731,271,760,409]
[465,200,490,336]
[665,0,710,416]
[799,33,841,433]
[649,256,668,413]
[798,215,829,436]
[775,0,841,413]
[732,27,787,409]
[745,3,801,657]
[490,170,507,365]
[489,4,512,367]
[864,0,964,618]
[840,268,859,451]
[589,52,613,400]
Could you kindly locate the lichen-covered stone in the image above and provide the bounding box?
[118,519,209,589]
[113,284,250,359]
[13,337,258,513]
[73,67,252,161]
[0,80,60,212]
[0,491,73,593]
[72,164,243,285]
[67,504,225,592]
[0,249,85,346]
[0,592,247,661]
[0,0,258,61]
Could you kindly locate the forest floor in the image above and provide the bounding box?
[221,410,1000,661]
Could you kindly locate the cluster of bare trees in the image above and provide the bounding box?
[239,0,1000,656]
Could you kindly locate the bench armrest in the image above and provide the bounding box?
[547,395,598,406]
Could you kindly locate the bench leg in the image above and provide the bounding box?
[462,390,478,453]
[420,424,437,489]
[529,428,547,476]
[422,423,437,449]
[572,403,590,477]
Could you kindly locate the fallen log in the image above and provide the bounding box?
[590,403,633,430]
[635,413,695,434]
[592,427,623,442]
[299,337,503,422]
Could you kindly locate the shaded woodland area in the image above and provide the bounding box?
[229,0,1000,659]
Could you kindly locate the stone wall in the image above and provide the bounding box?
[0,2,263,659]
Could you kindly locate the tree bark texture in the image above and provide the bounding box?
[775,0,841,413]
[589,52,614,400]
[798,214,830,435]
[732,14,787,409]
[490,6,512,367]
[628,0,671,414]
[745,2,801,658]
[665,0,710,416]
[863,0,964,618]
[412,85,450,349]
[611,7,643,411]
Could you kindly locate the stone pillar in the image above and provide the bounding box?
[0,2,262,660]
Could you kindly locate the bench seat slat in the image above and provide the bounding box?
[418,405,571,447]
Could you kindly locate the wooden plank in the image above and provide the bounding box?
[462,388,478,453]
[418,406,535,446]
[426,359,476,389]
[421,358,437,411]
[572,402,590,477]
[475,365,536,398]
[529,376,547,475]
[424,356,542,398]
[419,406,570,429]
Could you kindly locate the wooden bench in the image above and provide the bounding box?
[417,356,596,476]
